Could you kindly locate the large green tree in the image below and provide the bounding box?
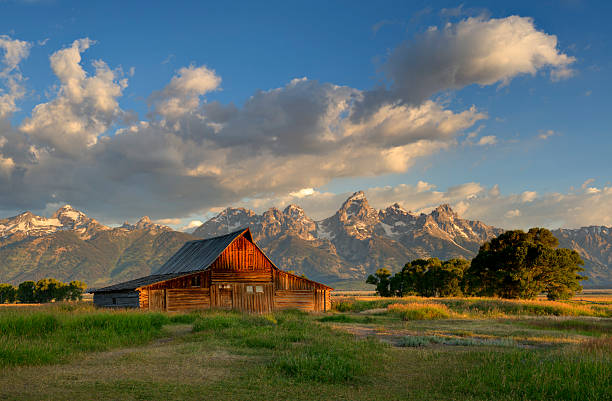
[390,258,470,297]
[466,228,586,299]
[0,284,16,303]
[17,281,36,303]
[366,268,392,297]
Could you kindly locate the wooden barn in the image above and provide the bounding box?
[91,228,332,313]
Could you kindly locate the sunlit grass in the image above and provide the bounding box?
[387,302,452,320]
[333,296,612,318]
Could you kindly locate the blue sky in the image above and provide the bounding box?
[0,0,610,229]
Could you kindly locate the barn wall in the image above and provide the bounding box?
[139,289,149,308]
[145,271,211,291]
[274,289,315,311]
[211,271,272,282]
[93,291,140,308]
[166,288,211,312]
[210,236,273,273]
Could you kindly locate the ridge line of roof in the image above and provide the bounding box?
[188,227,250,242]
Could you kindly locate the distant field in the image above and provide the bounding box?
[0,299,610,400]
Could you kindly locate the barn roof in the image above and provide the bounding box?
[154,227,251,275]
[89,273,186,293]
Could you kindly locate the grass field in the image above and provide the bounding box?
[0,295,610,400]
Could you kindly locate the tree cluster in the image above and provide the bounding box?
[367,228,586,300]
[0,279,87,304]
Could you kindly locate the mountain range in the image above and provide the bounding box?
[0,193,611,288]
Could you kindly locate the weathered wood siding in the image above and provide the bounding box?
[210,236,273,273]
[274,289,315,311]
[139,289,149,308]
[132,233,332,313]
[274,270,316,290]
[145,271,211,290]
[93,291,140,308]
[166,288,210,312]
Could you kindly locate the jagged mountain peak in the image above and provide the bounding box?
[337,190,376,218]
[432,204,456,215]
[52,204,87,221]
[283,204,307,217]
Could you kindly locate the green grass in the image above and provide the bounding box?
[1,302,610,400]
[317,314,375,323]
[524,318,612,336]
[333,297,612,318]
[448,347,611,400]
[399,335,516,347]
[191,310,385,383]
[0,304,169,367]
[388,302,452,320]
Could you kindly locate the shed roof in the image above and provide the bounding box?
[89,273,186,293]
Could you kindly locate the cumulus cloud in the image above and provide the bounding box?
[505,209,521,218]
[179,219,204,232]
[0,16,579,223]
[521,191,537,202]
[0,35,30,118]
[0,35,31,75]
[476,135,497,146]
[384,16,575,104]
[149,65,221,119]
[19,38,126,155]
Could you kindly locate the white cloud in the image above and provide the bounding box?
[0,35,30,118]
[150,65,221,118]
[416,180,435,192]
[585,187,601,194]
[0,35,31,75]
[179,220,204,232]
[581,178,595,189]
[521,191,537,202]
[538,129,556,140]
[384,16,575,104]
[476,135,497,146]
[19,38,126,155]
[289,188,315,198]
[0,18,580,223]
[505,209,522,218]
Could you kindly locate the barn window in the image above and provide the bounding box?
[246,285,253,293]
[247,252,254,268]
[112,297,117,305]
[191,276,201,287]
[255,285,264,293]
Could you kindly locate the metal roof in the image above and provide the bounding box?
[89,273,186,293]
[154,228,249,275]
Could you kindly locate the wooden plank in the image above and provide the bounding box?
[166,288,210,312]
[273,289,315,311]
[149,289,165,311]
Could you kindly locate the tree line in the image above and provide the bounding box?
[0,278,87,304]
[367,228,586,300]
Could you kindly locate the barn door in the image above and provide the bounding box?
[149,289,166,311]
[218,285,233,309]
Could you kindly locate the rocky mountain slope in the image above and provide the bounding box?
[552,226,612,288]
[193,191,504,283]
[0,206,194,286]
[1,193,611,288]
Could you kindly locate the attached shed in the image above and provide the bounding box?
[91,228,333,313]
